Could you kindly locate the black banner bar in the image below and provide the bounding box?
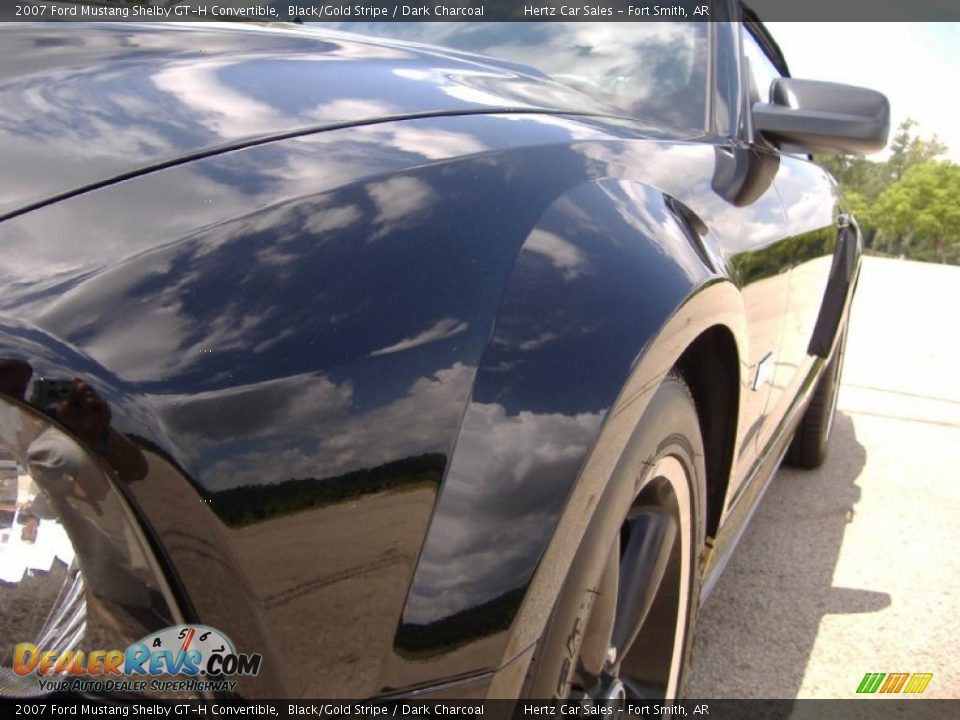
[1,0,959,22]
[0,699,956,720]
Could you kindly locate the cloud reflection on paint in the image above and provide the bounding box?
[402,401,604,624]
[0,22,612,217]
[152,363,475,493]
[524,229,590,280]
[370,318,469,357]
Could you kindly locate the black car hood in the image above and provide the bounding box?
[0,22,610,218]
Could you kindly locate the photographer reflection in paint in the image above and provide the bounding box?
[30,374,148,491]
[0,359,164,656]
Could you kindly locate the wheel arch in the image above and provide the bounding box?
[674,324,741,542]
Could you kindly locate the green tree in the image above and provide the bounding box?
[873,161,960,264]
[817,155,888,203]
[887,118,948,181]
[816,118,954,261]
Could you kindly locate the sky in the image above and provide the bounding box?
[765,23,960,162]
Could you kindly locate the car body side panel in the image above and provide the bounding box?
[381,136,812,687]
[381,177,715,689]
[1,110,815,696]
[774,156,845,383]
[736,156,844,505]
[0,113,724,697]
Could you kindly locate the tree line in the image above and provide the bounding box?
[817,119,960,265]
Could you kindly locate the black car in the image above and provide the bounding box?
[0,2,889,703]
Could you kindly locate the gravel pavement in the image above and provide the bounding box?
[688,256,960,699]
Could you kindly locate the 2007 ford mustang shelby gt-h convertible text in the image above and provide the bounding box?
[0,2,889,702]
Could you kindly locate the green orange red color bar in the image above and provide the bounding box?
[857,672,933,694]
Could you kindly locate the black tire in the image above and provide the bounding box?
[521,374,705,701]
[785,321,848,469]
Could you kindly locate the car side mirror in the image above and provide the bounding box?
[753,78,890,156]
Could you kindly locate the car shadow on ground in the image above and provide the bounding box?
[688,411,889,698]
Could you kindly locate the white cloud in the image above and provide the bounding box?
[305,98,400,123]
[167,362,476,491]
[518,332,558,351]
[525,229,589,280]
[303,204,362,237]
[358,125,489,160]
[370,317,469,357]
[404,401,605,623]
[151,59,287,139]
[366,175,434,238]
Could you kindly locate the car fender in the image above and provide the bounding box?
[382,177,747,691]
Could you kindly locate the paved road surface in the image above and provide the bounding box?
[688,256,960,699]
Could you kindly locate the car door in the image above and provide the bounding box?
[770,157,844,423]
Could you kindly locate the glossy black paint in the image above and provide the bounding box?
[0,22,616,220]
[0,18,852,699]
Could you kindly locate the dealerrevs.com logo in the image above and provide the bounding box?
[13,624,262,694]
